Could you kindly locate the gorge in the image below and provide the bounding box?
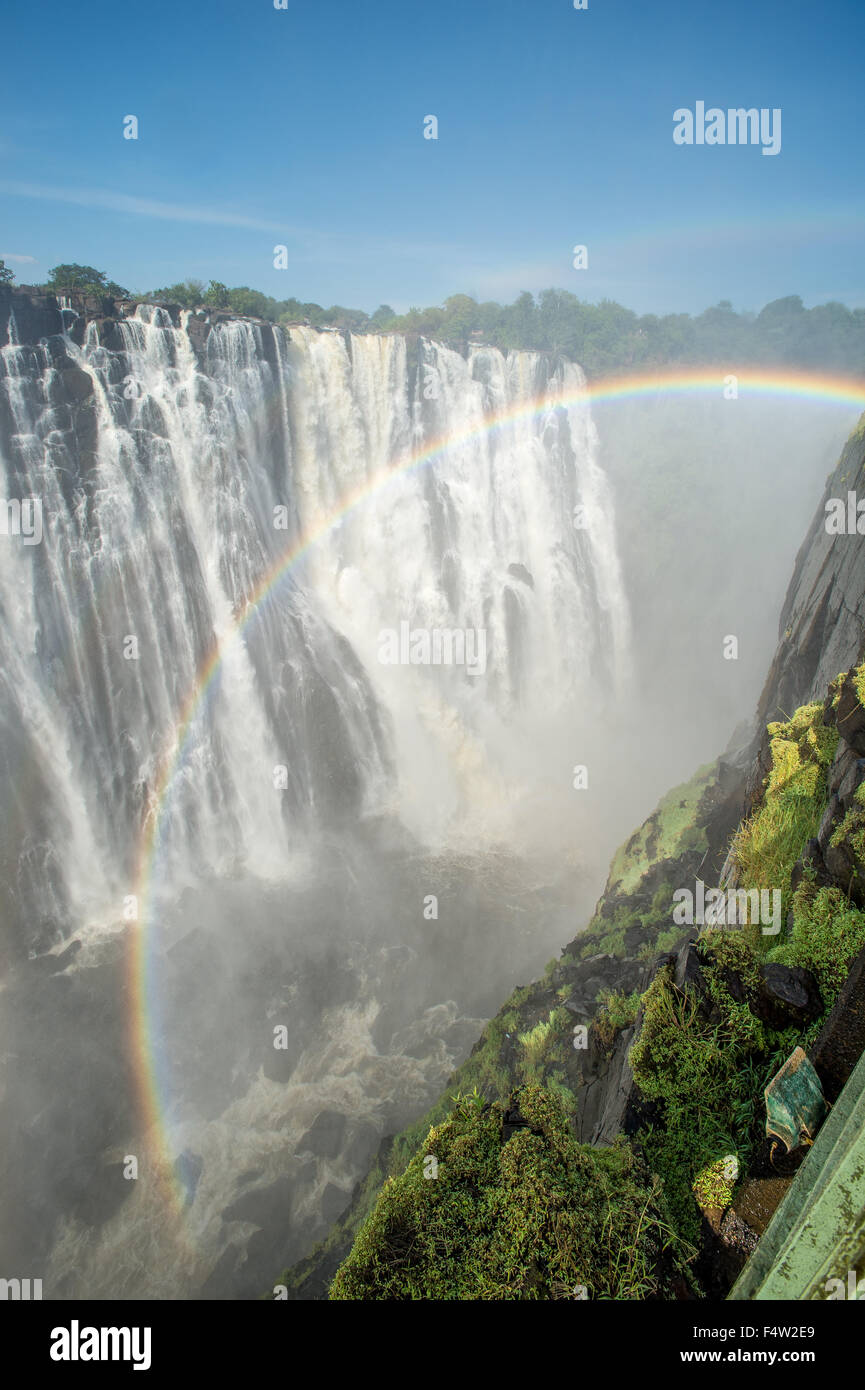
[0,283,858,1300]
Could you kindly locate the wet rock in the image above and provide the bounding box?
[198,1243,241,1299]
[27,938,81,974]
[222,1175,296,1227]
[502,1097,537,1143]
[507,563,534,589]
[67,1158,136,1229]
[817,792,843,853]
[582,1025,637,1145]
[752,964,822,1030]
[718,965,748,1004]
[236,1169,264,1187]
[822,833,865,904]
[58,364,94,403]
[298,1110,347,1159]
[174,1151,203,1208]
[718,1207,759,1266]
[835,675,865,755]
[0,284,63,341]
[673,940,709,1001]
[624,923,648,953]
[833,743,865,803]
[344,1123,380,1170]
[320,1183,350,1225]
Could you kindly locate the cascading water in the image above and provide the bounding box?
[0,297,631,1297]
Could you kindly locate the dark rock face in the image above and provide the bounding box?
[580,1024,643,1146]
[673,940,706,998]
[790,838,835,893]
[222,1175,296,1227]
[299,1111,347,1160]
[0,284,64,341]
[502,1099,535,1143]
[320,1183,350,1225]
[0,933,137,1276]
[753,427,865,734]
[751,964,822,1031]
[835,677,865,755]
[809,944,865,1103]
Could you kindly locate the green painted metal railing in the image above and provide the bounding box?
[730,1046,865,1300]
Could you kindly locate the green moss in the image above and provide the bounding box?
[692,1155,739,1212]
[605,763,715,897]
[595,988,642,1048]
[731,701,837,922]
[330,1085,693,1300]
[517,1018,554,1070]
[629,942,781,1241]
[768,880,865,1008]
[593,926,627,958]
[545,1075,577,1112]
[654,925,685,956]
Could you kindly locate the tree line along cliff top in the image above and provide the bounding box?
[3,261,865,379]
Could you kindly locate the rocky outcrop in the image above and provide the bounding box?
[754,423,865,730]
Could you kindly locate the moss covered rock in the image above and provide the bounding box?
[330,1085,692,1300]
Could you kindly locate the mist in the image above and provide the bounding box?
[0,300,856,1299]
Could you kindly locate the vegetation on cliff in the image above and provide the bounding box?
[301,661,865,1299]
[629,937,797,1241]
[731,701,838,914]
[330,1085,691,1301]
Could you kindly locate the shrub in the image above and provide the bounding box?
[768,880,865,1007]
[330,1085,693,1300]
[595,988,642,1048]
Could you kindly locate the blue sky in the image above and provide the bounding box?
[1,0,863,315]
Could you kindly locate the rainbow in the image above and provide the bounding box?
[126,362,865,1212]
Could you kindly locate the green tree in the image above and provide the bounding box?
[441,293,479,339]
[369,304,396,328]
[226,286,277,319]
[0,259,14,284]
[322,305,370,331]
[47,264,129,298]
[152,278,205,308]
[202,280,230,308]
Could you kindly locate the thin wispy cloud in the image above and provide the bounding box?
[0,180,471,269]
[0,251,37,264]
[0,180,287,234]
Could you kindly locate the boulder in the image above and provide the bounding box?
[55,364,94,404]
[298,1110,347,1159]
[673,940,709,1001]
[834,675,865,755]
[752,964,822,1030]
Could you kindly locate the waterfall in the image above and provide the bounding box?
[0,299,631,1297]
[0,305,630,950]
